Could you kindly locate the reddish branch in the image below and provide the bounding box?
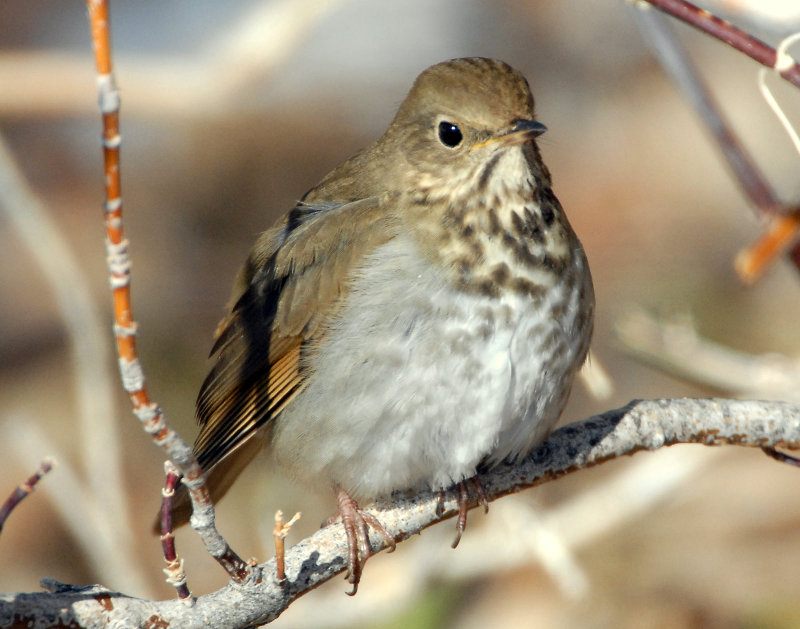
[644,0,800,89]
[0,458,55,535]
[637,1,800,282]
[159,463,191,599]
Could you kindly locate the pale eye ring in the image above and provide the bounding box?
[437,121,463,148]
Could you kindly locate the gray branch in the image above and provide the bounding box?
[2,398,798,628]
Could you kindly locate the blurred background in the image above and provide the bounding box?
[1,1,800,627]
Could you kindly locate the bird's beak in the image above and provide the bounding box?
[471,119,547,151]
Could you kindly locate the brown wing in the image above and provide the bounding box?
[177,196,398,519]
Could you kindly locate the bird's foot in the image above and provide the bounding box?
[436,477,490,549]
[333,488,396,595]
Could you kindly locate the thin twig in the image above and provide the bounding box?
[160,463,191,600]
[84,0,248,581]
[0,418,156,595]
[273,510,302,583]
[0,458,55,535]
[0,131,149,594]
[630,4,780,212]
[631,3,800,282]
[762,446,800,466]
[735,210,800,283]
[738,34,800,282]
[641,0,800,89]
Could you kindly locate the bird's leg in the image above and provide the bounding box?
[451,482,470,549]
[337,489,368,594]
[333,487,395,595]
[450,476,490,549]
[469,476,490,514]
[435,488,446,517]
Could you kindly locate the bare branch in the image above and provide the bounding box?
[641,0,800,89]
[0,458,54,535]
[2,398,798,627]
[84,0,248,581]
[273,510,302,584]
[630,3,800,283]
[630,5,781,213]
[0,131,149,594]
[159,463,191,600]
[616,310,800,400]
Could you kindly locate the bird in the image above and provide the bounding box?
[167,57,594,594]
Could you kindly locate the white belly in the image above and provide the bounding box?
[272,234,587,500]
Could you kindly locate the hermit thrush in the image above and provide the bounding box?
[169,57,594,593]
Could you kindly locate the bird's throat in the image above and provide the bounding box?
[410,147,575,299]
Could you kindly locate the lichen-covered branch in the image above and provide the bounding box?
[2,398,798,628]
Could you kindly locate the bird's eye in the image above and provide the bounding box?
[437,121,463,148]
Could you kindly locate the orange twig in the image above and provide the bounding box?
[85,0,248,581]
[273,510,302,583]
[735,212,800,284]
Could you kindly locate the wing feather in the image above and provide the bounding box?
[186,196,399,507]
